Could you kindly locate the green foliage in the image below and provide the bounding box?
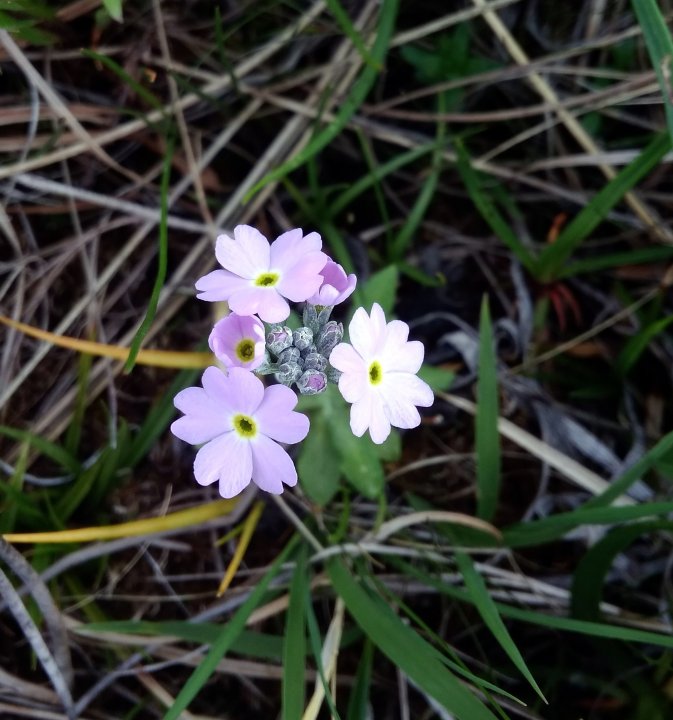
[282,546,308,718]
[102,0,123,23]
[475,297,501,521]
[0,0,56,45]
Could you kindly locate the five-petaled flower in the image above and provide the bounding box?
[208,313,265,371]
[307,259,357,307]
[329,303,434,444]
[171,367,309,497]
[195,225,327,323]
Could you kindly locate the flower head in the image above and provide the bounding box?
[171,367,309,497]
[195,225,328,323]
[329,303,433,444]
[307,260,357,307]
[208,313,265,370]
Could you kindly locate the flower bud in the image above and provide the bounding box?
[266,325,293,356]
[303,352,328,372]
[297,369,327,395]
[302,303,320,333]
[293,326,314,352]
[300,343,317,358]
[278,346,301,365]
[275,362,303,387]
[316,321,343,356]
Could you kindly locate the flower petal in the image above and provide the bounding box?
[384,372,434,409]
[222,366,265,414]
[256,385,309,443]
[329,342,365,374]
[171,386,231,444]
[215,226,270,279]
[251,434,298,494]
[193,433,252,498]
[195,269,249,301]
[369,393,391,444]
[386,339,424,374]
[228,286,290,323]
[347,306,375,358]
[270,229,322,272]
[276,251,328,302]
[350,393,373,438]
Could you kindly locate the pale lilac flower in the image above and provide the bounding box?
[171,366,309,497]
[329,303,433,444]
[307,260,357,306]
[195,225,327,323]
[208,313,265,371]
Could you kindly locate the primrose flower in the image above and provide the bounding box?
[171,367,309,497]
[195,225,327,323]
[208,313,265,370]
[308,260,357,307]
[329,303,433,444]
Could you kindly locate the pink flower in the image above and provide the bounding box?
[195,225,327,323]
[329,303,433,444]
[171,366,309,497]
[208,313,265,371]
[307,260,357,306]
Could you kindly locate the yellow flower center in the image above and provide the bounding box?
[235,338,256,362]
[368,360,383,385]
[255,272,279,287]
[233,414,257,438]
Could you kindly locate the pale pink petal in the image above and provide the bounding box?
[214,226,270,279]
[222,367,265,414]
[380,384,421,430]
[171,386,231,444]
[270,229,322,271]
[193,433,252,498]
[369,303,388,348]
[275,251,328,301]
[384,372,434,408]
[228,286,290,323]
[208,314,265,370]
[307,261,357,305]
[384,339,424,374]
[195,269,249,301]
[256,385,310,444]
[201,366,235,408]
[368,393,391,444]
[250,434,298,493]
[350,393,373,438]
[383,319,409,348]
[329,343,365,373]
[348,306,375,358]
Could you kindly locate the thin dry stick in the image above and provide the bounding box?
[471,0,672,242]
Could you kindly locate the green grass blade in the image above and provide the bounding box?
[582,427,673,509]
[536,132,672,280]
[164,536,298,720]
[243,0,399,201]
[346,638,373,720]
[616,313,673,375]
[476,297,501,522]
[455,552,546,703]
[502,501,673,548]
[282,546,308,719]
[632,0,673,140]
[0,426,80,474]
[64,349,93,457]
[325,0,378,69]
[558,246,673,278]
[328,559,500,720]
[455,140,537,273]
[0,443,28,534]
[124,137,174,372]
[571,520,673,622]
[330,142,437,217]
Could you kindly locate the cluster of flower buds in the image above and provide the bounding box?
[170,225,433,499]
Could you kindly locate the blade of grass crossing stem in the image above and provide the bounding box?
[325,0,378,69]
[502,501,673,548]
[0,425,79,474]
[455,552,546,703]
[559,246,673,278]
[124,136,174,372]
[346,638,373,720]
[398,558,673,650]
[243,0,399,201]
[389,92,446,261]
[328,559,499,720]
[283,546,308,720]
[632,0,673,141]
[536,132,672,280]
[164,536,299,720]
[616,314,673,375]
[455,139,537,274]
[476,297,501,522]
